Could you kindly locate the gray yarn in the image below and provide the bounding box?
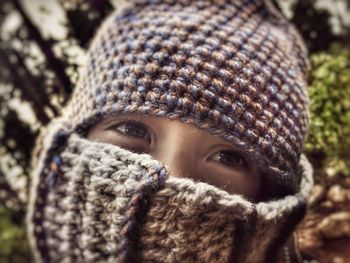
[27,132,313,263]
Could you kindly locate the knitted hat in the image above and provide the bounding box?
[26,0,313,262]
[61,0,310,197]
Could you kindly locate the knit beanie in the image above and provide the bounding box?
[26,0,313,262]
[64,0,310,197]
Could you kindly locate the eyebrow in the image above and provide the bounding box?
[102,114,146,124]
[188,126,201,135]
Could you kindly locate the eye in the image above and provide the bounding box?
[110,120,151,142]
[209,150,247,168]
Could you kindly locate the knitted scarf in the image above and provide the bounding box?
[27,127,313,263]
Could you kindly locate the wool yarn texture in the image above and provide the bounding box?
[26,0,314,262]
[27,132,313,263]
[63,0,310,197]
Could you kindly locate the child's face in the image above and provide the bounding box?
[87,113,262,201]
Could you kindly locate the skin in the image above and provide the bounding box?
[86,113,262,201]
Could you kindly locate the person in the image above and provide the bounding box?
[86,113,263,201]
[26,0,314,262]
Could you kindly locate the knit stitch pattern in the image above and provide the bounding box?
[26,0,313,261]
[62,0,310,195]
[27,133,313,263]
[28,133,167,262]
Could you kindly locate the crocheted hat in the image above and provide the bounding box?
[60,0,310,197]
[26,0,313,262]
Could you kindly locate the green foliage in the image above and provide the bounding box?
[305,43,350,177]
[0,206,32,262]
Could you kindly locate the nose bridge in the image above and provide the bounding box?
[154,124,196,178]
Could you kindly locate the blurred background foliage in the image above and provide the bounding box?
[305,43,350,179]
[0,0,349,261]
